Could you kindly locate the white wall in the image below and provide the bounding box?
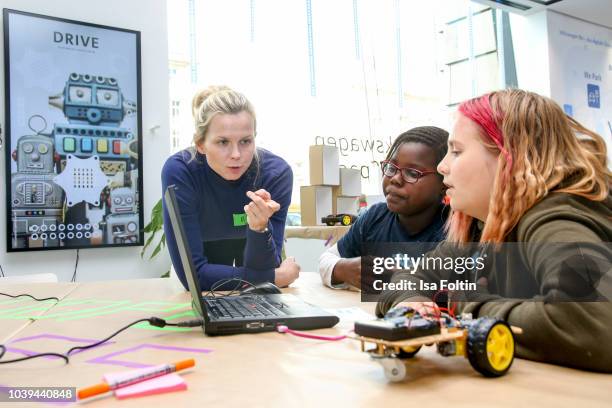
[510,11,552,97]
[546,10,612,165]
[510,10,611,165]
[0,0,171,281]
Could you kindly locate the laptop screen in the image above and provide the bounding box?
[164,185,209,323]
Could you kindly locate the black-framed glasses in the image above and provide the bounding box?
[381,160,437,183]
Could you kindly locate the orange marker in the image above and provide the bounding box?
[78,359,195,400]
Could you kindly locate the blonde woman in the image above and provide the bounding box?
[377,89,612,372]
[162,86,299,290]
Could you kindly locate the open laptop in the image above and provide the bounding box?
[164,185,339,335]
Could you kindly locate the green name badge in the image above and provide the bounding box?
[233,213,247,227]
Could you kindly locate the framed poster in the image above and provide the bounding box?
[3,9,143,251]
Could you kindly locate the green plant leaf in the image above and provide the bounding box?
[143,199,163,233]
[150,239,164,259]
[150,232,166,259]
[140,229,158,258]
[141,198,166,260]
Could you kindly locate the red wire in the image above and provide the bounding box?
[431,289,456,318]
[276,325,347,341]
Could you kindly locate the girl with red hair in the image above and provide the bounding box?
[377,89,612,372]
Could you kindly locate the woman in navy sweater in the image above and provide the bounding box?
[162,86,299,290]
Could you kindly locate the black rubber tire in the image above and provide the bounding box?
[396,346,422,359]
[466,317,515,377]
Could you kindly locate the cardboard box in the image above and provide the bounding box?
[334,196,358,215]
[309,145,339,186]
[332,185,359,214]
[300,186,333,226]
[338,167,362,196]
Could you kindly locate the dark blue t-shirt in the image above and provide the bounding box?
[337,202,448,257]
[161,148,292,290]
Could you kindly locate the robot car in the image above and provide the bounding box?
[352,306,522,381]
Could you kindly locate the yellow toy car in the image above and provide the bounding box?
[321,214,356,226]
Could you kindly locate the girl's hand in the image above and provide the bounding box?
[392,301,438,317]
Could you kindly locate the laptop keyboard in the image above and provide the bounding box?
[205,296,288,319]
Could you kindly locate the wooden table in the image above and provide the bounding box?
[0,273,610,407]
[284,225,350,245]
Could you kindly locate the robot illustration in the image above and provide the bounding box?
[49,72,138,176]
[47,73,140,246]
[104,187,139,244]
[9,73,140,249]
[10,116,64,248]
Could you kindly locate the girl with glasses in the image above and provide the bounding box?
[319,126,449,289]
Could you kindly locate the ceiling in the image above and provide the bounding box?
[472,0,612,28]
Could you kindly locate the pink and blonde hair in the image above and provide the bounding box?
[446,89,610,243]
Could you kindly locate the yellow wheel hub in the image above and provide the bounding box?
[342,215,351,225]
[486,324,514,372]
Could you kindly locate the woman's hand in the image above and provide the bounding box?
[244,189,280,232]
[275,256,301,287]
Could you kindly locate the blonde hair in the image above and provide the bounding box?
[191,85,256,146]
[447,89,611,244]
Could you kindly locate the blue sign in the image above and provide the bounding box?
[587,84,600,109]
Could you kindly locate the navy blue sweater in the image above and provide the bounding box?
[338,202,448,257]
[161,148,293,290]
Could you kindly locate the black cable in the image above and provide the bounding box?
[71,249,79,282]
[207,278,240,297]
[223,278,256,296]
[0,316,204,365]
[0,264,5,277]
[66,318,151,356]
[0,338,69,364]
[65,317,204,356]
[0,350,70,364]
[0,292,60,302]
[205,278,257,298]
[150,317,205,328]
